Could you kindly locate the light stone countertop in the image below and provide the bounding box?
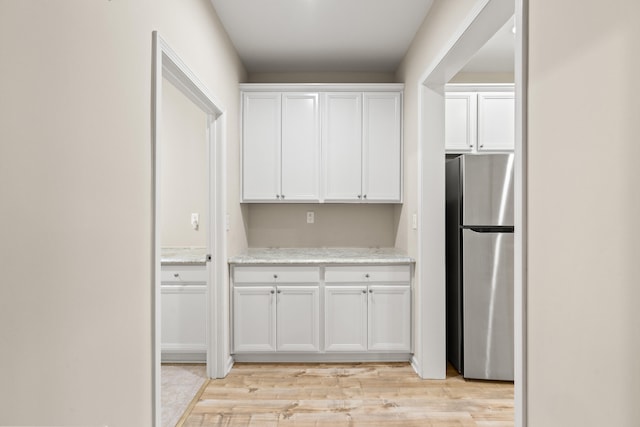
[161,247,207,265]
[228,247,414,265]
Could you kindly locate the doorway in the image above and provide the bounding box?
[414,0,527,426]
[151,32,228,427]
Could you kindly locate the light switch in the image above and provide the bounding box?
[412,213,418,230]
[306,211,315,224]
[191,213,199,230]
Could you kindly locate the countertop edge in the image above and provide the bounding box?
[227,248,415,266]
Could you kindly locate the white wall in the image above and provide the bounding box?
[160,78,208,247]
[395,0,476,257]
[0,0,246,425]
[527,1,640,425]
[394,0,477,375]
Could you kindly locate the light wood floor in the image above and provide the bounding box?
[178,362,513,427]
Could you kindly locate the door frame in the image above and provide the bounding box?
[414,0,527,426]
[151,32,228,426]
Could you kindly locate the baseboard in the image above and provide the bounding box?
[224,355,234,377]
[161,351,206,363]
[232,353,413,363]
[410,355,422,377]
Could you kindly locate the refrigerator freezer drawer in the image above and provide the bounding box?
[462,229,514,381]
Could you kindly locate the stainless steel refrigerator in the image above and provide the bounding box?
[445,154,514,381]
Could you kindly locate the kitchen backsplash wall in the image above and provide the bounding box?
[247,204,398,248]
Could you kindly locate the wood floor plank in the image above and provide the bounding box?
[181,363,514,426]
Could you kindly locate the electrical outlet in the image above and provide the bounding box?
[191,213,199,230]
[306,211,315,224]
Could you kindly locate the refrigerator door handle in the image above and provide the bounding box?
[464,226,514,233]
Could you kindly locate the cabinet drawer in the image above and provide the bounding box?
[233,266,320,284]
[325,265,410,283]
[161,265,207,283]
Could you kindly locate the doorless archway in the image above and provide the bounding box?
[151,32,228,426]
[413,0,527,426]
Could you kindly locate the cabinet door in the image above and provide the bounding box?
[281,93,320,201]
[363,92,402,202]
[324,286,368,352]
[445,92,477,152]
[276,286,320,352]
[242,93,281,201]
[368,285,411,352]
[161,285,207,360]
[233,286,276,352]
[322,93,362,201]
[477,92,515,151]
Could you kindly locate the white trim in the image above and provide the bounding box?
[414,0,527,424]
[151,31,228,427]
[514,0,528,425]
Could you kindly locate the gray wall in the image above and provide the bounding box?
[527,0,640,425]
[0,0,247,425]
[160,78,208,247]
[248,204,398,248]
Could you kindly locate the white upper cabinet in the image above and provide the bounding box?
[242,92,320,202]
[445,92,476,152]
[241,84,403,203]
[477,92,515,151]
[445,85,514,153]
[323,91,402,203]
[363,92,402,202]
[242,93,281,201]
[322,92,363,201]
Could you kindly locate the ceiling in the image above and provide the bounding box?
[210,0,434,73]
[210,0,514,75]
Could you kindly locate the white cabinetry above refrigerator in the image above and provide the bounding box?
[445,85,515,153]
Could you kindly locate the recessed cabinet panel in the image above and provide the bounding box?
[276,286,320,352]
[363,93,402,202]
[325,286,368,352]
[322,93,363,201]
[242,93,281,201]
[477,92,515,151]
[161,286,207,357]
[281,93,320,200]
[368,285,411,352]
[445,93,476,152]
[233,286,276,352]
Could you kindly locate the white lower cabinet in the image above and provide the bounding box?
[160,265,207,362]
[324,286,368,352]
[232,266,320,353]
[367,285,411,351]
[232,264,412,359]
[324,266,411,353]
[276,286,320,352]
[233,286,277,352]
